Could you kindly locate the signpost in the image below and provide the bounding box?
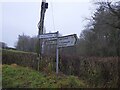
[37,0,77,75]
[58,34,77,48]
[39,32,58,39]
[46,40,57,45]
[41,34,77,47]
[39,31,77,74]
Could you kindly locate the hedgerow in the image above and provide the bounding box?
[2,49,119,87]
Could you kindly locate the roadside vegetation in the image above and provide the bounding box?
[2,49,119,88]
[2,64,87,88]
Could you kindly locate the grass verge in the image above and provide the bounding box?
[2,64,87,88]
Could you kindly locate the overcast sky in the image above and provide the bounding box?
[1,0,96,47]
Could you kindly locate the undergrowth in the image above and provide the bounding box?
[2,64,87,88]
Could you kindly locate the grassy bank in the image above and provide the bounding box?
[2,64,87,88]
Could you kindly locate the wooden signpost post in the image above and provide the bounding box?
[37,0,48,71]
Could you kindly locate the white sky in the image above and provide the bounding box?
[1,0,96,47]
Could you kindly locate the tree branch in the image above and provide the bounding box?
[107,2,120,19]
